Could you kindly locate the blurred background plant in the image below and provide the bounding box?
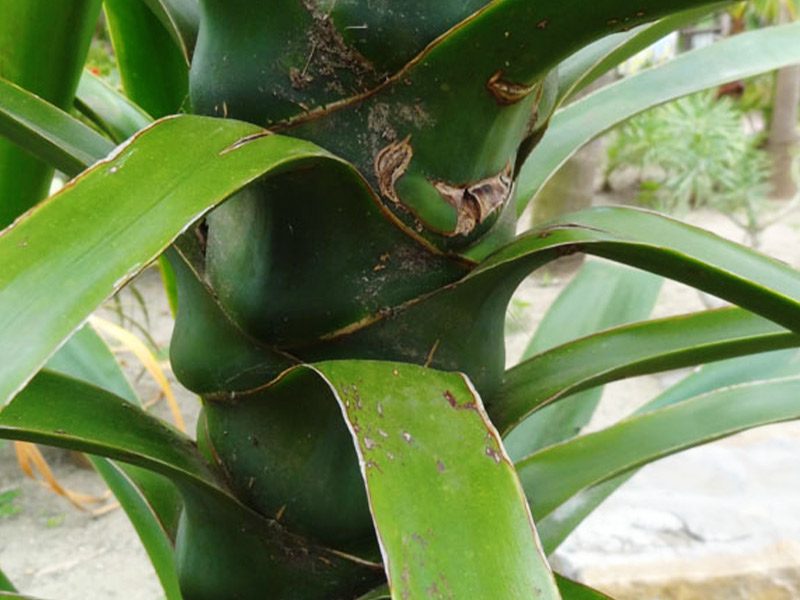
[85,13,119,88]
[730,0,800,198]
[606,92,779,246]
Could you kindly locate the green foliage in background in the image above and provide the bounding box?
[607,92,771,215]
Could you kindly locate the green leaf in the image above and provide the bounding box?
[0,567,14,593]
[504,261,662,459]
[0,371,220,489]
[0,76,114,176]
[557,4,730,105]
[536,347,800,553]
[557,574,614,599]
[0,594,43,600]
[0,115,368,405]
[90,459,183,600]
[45,325,137,402]
[517,376,800,522]
[476,206,800,336]
[75,70,152,143]
[496,307,800,434]
[355,585,390,600]
[516,21,800,213]
[104,0,189,118]
[46,325,183,598]
[0,0,101,226]
[375,204,800,406]
[0,371,380,598]
[310,361,560,599]
[138,0,199,63]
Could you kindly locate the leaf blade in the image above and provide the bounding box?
[516,22,800,212]
[496,307,800,433]
[311,361,560,599]
[0,115,363,405]
[536,347,800,553]
[0,76,113,177]
[75,70,152,143]
[517,376,800,521]
[504,261,662,459]
[557,3,730,105]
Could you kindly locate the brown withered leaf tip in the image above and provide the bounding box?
[433,163,513,237]
[374,135,413,204]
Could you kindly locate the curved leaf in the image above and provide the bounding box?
[504,261,662,459]
[496,307,800,434]
[139,0,199,63]
[288,0,723,253]
[105,0,189,118]
[303,205,800,402]
[90,459,182,600]
[47,325,183,598]
[470,207,800,356]
[0,76,112,178]
[516,21,800,212]
[537,347,800,553]
[517,376,800,522]
[75,70,152,143]
[309,361,559,599]
[0,371,219,489]
[557,3,730,105]
[0,371,381,597]
[0,0,101,226]
[0,115,369,405]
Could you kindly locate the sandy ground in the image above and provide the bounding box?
[2,204,800,599]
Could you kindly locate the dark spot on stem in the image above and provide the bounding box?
[375,135,413,204]
[432,163,513,236]
[487,70,537,105]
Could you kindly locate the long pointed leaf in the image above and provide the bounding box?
[105,0,189,117]
[504,261,661,459]
[0,0,101,226]
[517,376,800,522]
[47,325,183,598]
[75,71,152,143]
[0,76,112,178]
[468,206,800,374]
[0,371,218,489]
[496,307,800,433]
[0,115,371,405]
[537,347,800,553]
[138,0,199,63]
[516,22,800,212]
[90,459,182,599]
[310,361,560,599]
[557,4,730,105]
